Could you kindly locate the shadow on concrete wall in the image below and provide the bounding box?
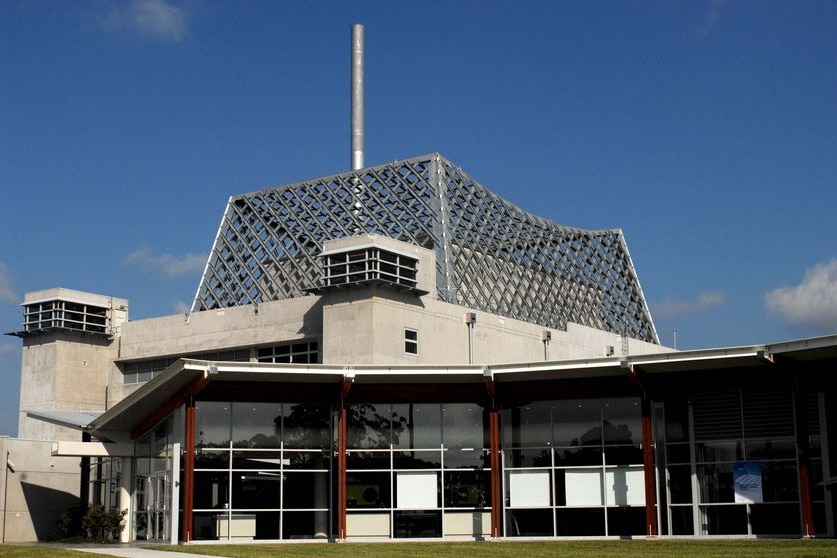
[20,481,79,540]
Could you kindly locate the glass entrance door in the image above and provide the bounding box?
[134,431,179,542]
[148,470,169,541]
[136,464,171,541]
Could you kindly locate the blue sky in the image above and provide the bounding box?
[1,1,836,436]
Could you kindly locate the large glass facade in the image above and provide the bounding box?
[160,383,827,541]
[345,402,491,538]
[192,401,332,540]
[656,386,816,536]
[502,397,646,537]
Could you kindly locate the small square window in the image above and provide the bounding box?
[404,329,418,355]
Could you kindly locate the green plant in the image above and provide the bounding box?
[80,504,127,542]
[55,504,82,539]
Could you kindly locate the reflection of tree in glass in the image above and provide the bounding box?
[240,433,279,448]
[196,430,229,449]
[347,403,406,449]
[532,450,550,467]
[573,420,634,446]
[278,403,331,467]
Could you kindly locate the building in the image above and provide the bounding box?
[3,152,836,544]
[3,25,836,544]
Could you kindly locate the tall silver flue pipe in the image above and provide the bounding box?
[351,24,364,171]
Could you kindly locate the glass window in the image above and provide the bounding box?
[196,450,229,470]
[554,446,601,467]
[700,505,747,535]
[442,404,487,451]
[502,401,552,448]
[668,465,693,504]
[553,400,601,446]
[231,451,282,470]
[506,448,552,468]
[284,450,328,470]
[605,445,643,466]
[193,471,229,509]
[695,441,741,463]
[232,472,282,509]
[392,403,441,449]
[697,463,735,503]
[232,403,282,448]
[347,472,390,508]
[347,451,390,470]
[444,448,488,469]
[283,471,329,509]
[348,403,392,449]
[750,503,801,535]
[196,402,231,448]
[745,439,796,461]
[394,510,441,538]
[761,461,800,502]
[554,508,606,536]
[404,329,418,355]
[507,509,554,537]
[279,403,330,449]
[666,443,691,464]
[444,470,490,508]
[393,450,442,469]
[602,398,641,445]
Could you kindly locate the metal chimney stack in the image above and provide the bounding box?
[351,24,365,171]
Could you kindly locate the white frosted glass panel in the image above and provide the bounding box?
[396,472,438,509]
[346,513,390,537]
[565,469,603,506]
[605,467,645,506]
[443,512,492,536]
[509,470,550,507]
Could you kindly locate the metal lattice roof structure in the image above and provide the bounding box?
[192,153,659,343]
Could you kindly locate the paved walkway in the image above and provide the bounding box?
[52,544,226,558]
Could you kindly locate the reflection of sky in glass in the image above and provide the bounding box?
[195,401,230,447]
[233,402,282,448]
[443,404,485,450]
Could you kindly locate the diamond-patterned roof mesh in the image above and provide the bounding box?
[192,153,658,343]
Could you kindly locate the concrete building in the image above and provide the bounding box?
[3,24,836,544]
[3,153,836,543]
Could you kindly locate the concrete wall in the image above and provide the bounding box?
[116,296,323,361]
[0,437,81,542]
[107,296,324,403]
[19,333,114,441]
[322,287,668,366]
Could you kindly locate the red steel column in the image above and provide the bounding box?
[794,380,815,537]
[490,408,502,537]
[337,405,348,540]
[182,399,196,543]
[641,393,657,536]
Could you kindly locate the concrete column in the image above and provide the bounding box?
[313,465,328,538]
[118,457,133,543]
[1,437,8,543]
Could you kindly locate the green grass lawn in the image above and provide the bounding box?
[151,539,837,558]
[3,540,837,558]
[0,546,90,558]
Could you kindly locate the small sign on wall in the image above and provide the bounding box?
[734,461,763,503]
